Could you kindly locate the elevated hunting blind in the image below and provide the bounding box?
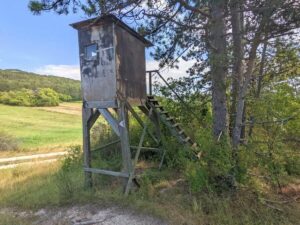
[71,15,197,195]
[71,15,152,108]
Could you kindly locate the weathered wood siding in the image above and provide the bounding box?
[115,25,146,105]
[78,23,116,107]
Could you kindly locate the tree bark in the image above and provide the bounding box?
[229,0,244,139]
[232,39,260,149]
[232,8,270,151]
[248,40,268,137]
[209,0,228,139]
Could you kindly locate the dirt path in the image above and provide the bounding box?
[1,205,167,225]
[0,152,66,170]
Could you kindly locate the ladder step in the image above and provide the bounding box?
[160,111,168,114]
[183,137,191,142]
[178,130,185,135]
[149,99,158,103]
[172,123,180,128]
[166,117,174,121]
[155,105,164,109]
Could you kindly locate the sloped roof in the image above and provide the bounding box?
[70,14,153,47]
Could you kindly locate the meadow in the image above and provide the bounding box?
[0,102,82,154]
[0,101,299,225]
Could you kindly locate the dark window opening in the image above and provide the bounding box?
[85,44,98,60]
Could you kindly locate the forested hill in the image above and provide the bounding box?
[0,69,81,100]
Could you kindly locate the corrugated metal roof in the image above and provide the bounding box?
[70,14,153,47]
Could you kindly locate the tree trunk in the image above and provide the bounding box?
[229,0,244,139]
[229,0,245,165]
[248,40,268,137]
[232,9,270,151]
[209,0,228,139]
[232,40,260,149]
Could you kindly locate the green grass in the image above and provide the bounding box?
[0,103,82,150]
[0,159,299,225]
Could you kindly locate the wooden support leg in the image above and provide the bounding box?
[149,109,166,169]
[125,111,149,195]
[118,102,133,194]
[82,106,93,188]
[152,110,162,144]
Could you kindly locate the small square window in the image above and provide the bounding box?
[85,44,98,60]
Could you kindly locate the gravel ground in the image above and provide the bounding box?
[1,205,167,225]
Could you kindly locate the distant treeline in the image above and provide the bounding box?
[0,69,81,106]
[0,69,81,100]
[0,88,71,106]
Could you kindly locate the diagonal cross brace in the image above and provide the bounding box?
[124,108,153,195]
[98,108,120,136]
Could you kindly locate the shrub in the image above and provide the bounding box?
[0,88,63,106]
[56,145,83,201]
[185,161,208,193]
[58,93,72,102]
[0,89,34,106]
[34,88,60,106]
[0,132,20,151]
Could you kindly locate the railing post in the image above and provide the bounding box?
[149,71,152,96]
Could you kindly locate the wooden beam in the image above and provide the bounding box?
[82,106,93,188]
[118,101,133,191]
[126,103,159,145]
[87,109,100,130]
[98,108,120,136]
[93,139,120,152]
[125,108,153,195]
[130,146,161,153]
[84,167,129,178]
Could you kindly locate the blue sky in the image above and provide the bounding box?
[0,0,86,78]
[0,1,191,80]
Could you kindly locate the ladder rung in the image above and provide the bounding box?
[149,99,158,103]
[160,111,168,114]
[166,117,174,121]
[155,105,163,109]
[178,130,185,135]
[183,137,191,142]
[172,123,180,128]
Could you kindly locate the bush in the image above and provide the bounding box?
[0,132,20,151]
[0,89,34,106]
[58,93,72,102]
[185,161,208,192]
[34,88,60,106]
[56,145,83,201]
[0,88,64,106]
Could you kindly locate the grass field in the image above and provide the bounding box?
[0,102,82,151]
[0,103,299,225]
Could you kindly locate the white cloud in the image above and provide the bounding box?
[34,65,80,80]
[146,59,194,80]
[33,59,193,81]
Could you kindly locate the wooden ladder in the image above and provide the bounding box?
[140,95,197,148]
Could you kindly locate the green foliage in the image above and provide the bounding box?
[56,145,83,201]
[61,145,82,171]
[247,81,300,188]
[0,89,34,106]
[0,88,63,106]
[0,69,81,100]
[35,88,60,106]
[185,161,208,193]
[184,130,235,193]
